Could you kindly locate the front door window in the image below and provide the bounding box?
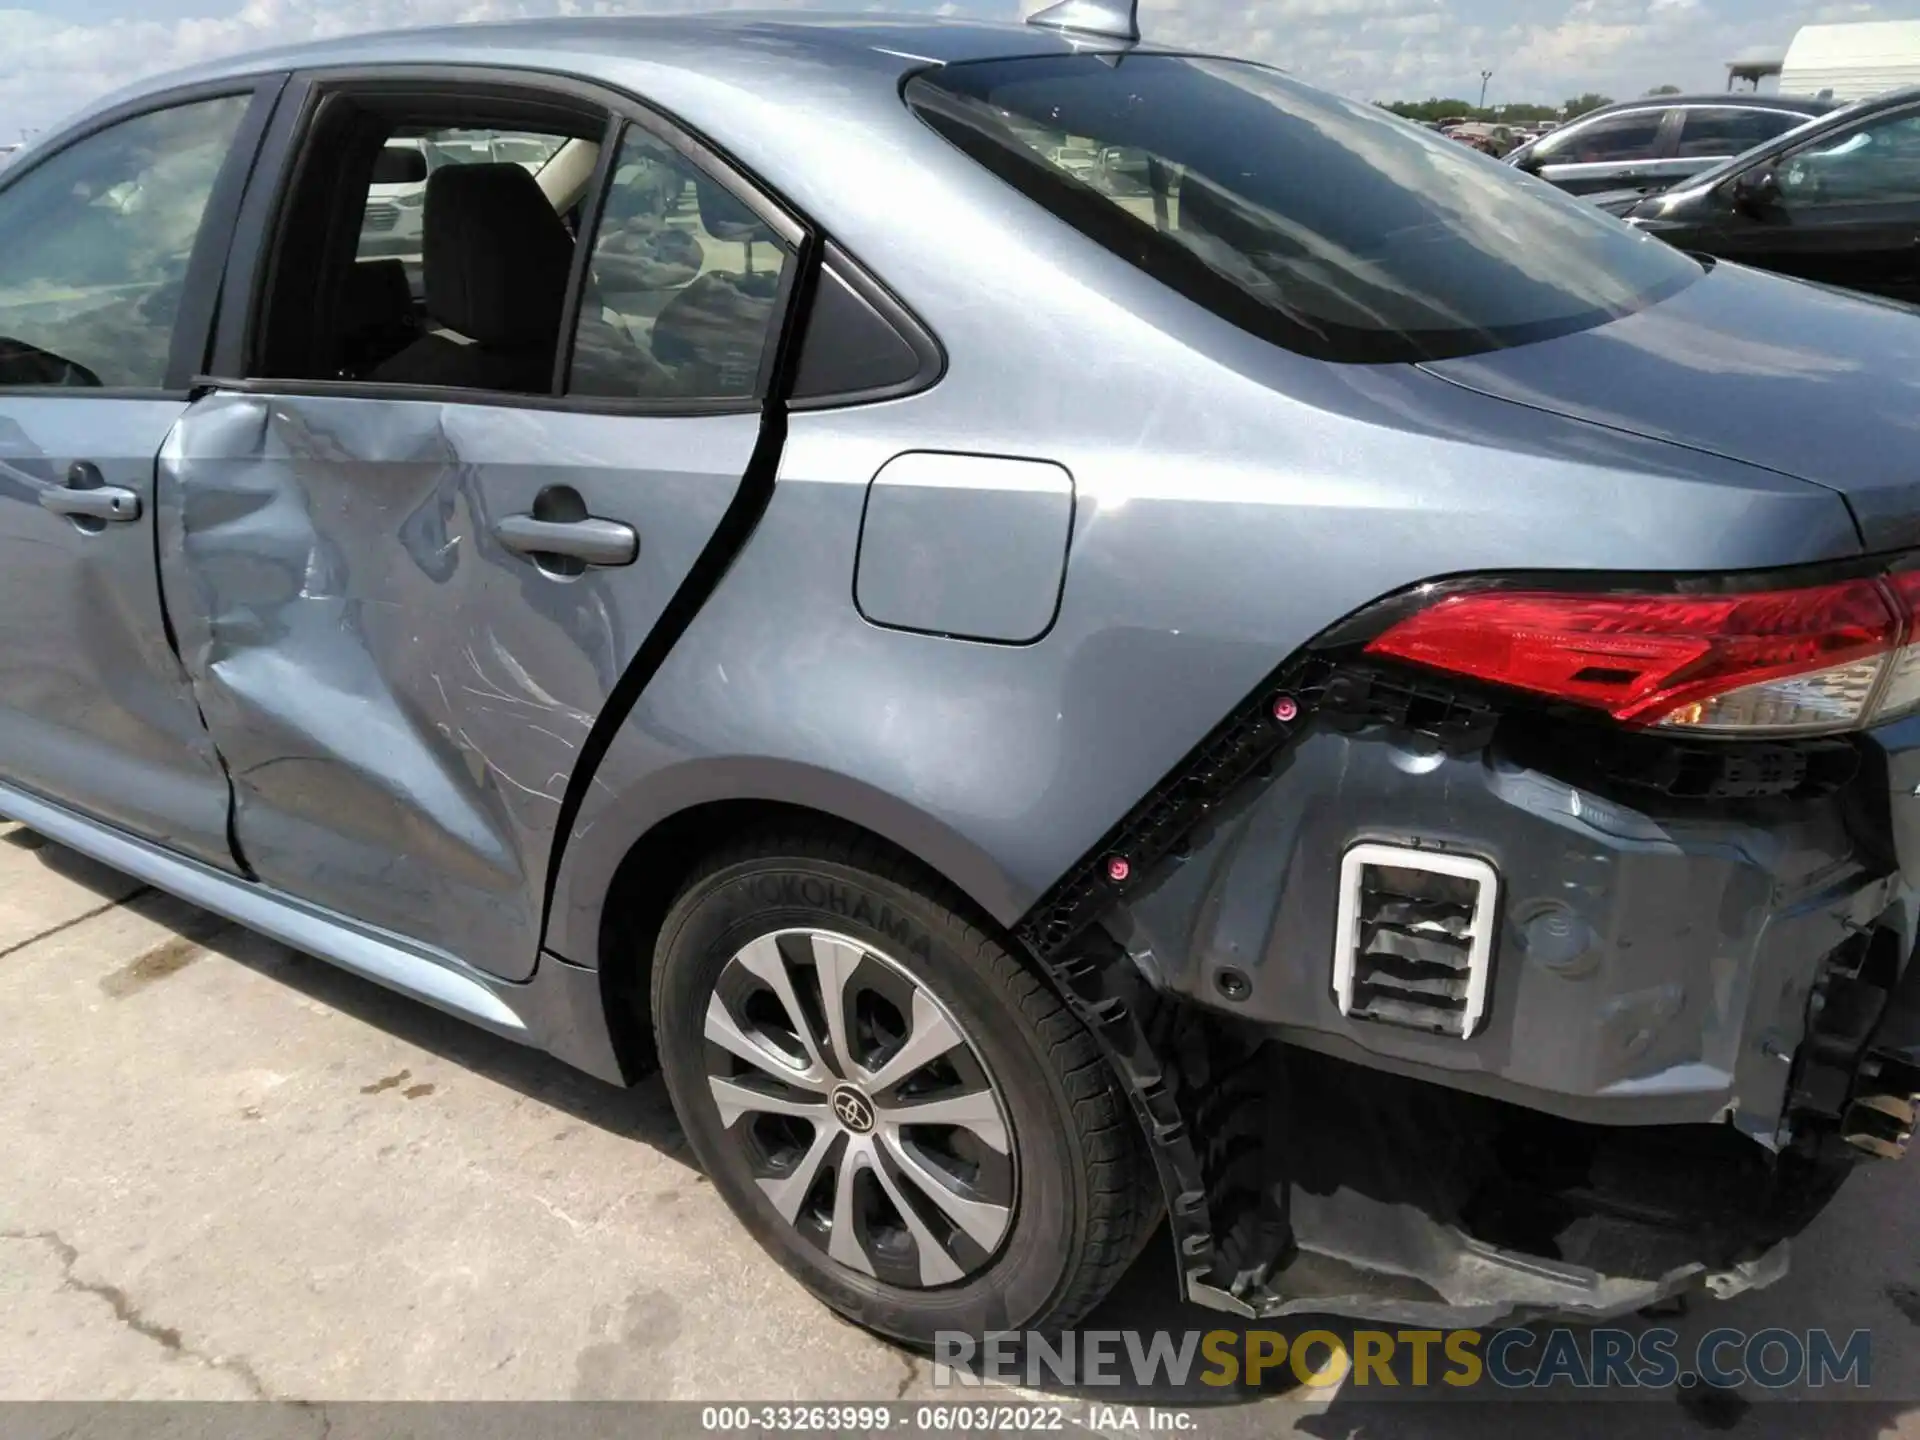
[1780,111,1920,210]
[0,97,250,388]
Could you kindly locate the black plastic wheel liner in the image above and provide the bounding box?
[1007,652,1342,1305]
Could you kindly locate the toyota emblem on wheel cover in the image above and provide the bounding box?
[830,1085,876,1133]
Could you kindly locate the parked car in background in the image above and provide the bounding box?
[1444,121,1516,157]
[1509,93,1836,213]
[6,8,1920,1345]
[1626,86,1920,304]
[356,139,430,263]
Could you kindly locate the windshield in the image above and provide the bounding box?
[908,55,1703,364]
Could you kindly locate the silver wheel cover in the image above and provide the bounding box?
[702,928,1017,1288]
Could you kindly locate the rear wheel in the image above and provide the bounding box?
[650,832,1157,1344]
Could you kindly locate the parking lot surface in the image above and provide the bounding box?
[4,817,1920,1436]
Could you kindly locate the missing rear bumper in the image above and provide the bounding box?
[1172,1042,1841,1325]
[1188,1221,1787,1328]
[1017,652,1920,1324]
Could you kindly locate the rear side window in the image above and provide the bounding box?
[1532,109,1669,164]
[1675,108,1807,159]
[907,57,1699,364]
[567,125,793,401]
[0,96,248,388]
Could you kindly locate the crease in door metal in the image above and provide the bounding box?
[156,389,761,980]
[158,395,550,968]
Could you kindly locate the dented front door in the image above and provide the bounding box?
[157,393,762,979]
[0,399,237,869]
[0,88,277,868]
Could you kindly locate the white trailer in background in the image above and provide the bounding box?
[1781,20,1920,101]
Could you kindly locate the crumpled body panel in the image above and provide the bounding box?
[157,390,757,979]
[1122,722,1894,1138]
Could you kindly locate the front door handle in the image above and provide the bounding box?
[41,484,142,523]
[494,514,638,568]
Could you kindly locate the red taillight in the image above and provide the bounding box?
[1363,576,1920,736]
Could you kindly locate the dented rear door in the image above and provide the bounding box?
[157,89,802,981]
[158,394,767,979]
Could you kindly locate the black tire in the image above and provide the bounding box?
[650,829,1158,1345]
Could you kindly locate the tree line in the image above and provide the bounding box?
[1378,85,1682,125]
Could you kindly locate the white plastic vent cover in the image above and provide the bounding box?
[1334,844,1498,1039]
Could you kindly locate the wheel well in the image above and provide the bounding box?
[589,795,1176,1285]
[592,799,993,1082]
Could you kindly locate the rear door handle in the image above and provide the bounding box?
[494,514,638,568]
[40,484,142,523]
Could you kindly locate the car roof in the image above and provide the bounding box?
[75,13,1153,123]
[39,12,1232,351]
[1575,92,1838,119]
[1730,83,1920,146]
[1822,83,1920,121]
[1742,83,1920,152]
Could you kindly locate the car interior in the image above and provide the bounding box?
[253,88,788,401]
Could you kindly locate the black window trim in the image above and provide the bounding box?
[789,238,946,411]
[1690,104,1827,127]
[549,112,623,397]
[200,61,814,418]
[0,75,288,402]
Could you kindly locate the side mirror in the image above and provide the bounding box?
[1732,168,1780,213]
[371,147,428,186]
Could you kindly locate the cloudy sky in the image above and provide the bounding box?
[1,0,1913,140]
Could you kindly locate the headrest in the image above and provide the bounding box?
[422,162,574,348]
[651,271,777,393]
[695,179,767,244]
[339,258,411,334]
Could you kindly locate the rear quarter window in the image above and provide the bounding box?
[908,56,1702,364]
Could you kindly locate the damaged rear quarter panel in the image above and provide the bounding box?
[156,390,759,980]
[546,370,1863,966]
